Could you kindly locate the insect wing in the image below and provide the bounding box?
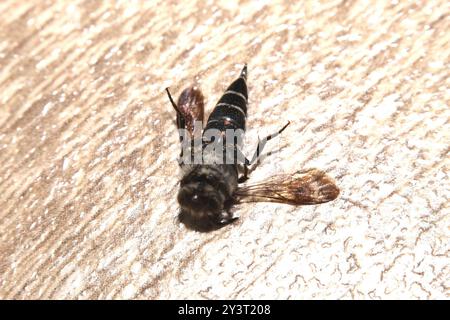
[176,87,205,138]
[234,169,339,205]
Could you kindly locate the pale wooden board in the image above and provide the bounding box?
[0,0,448,299]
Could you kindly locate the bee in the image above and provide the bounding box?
[166,65,339,232]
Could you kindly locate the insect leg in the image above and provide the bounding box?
[249,121,290,165]
[237,157,251,183]
[232,147,251,183]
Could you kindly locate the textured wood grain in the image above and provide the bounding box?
[0,0,449,299]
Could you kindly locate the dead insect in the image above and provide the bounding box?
[166,65,339,232]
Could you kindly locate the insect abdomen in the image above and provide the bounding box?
[204,65,248,133]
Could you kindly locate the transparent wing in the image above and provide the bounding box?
[234,169,339,205]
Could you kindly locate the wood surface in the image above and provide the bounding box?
[0,0,449,299]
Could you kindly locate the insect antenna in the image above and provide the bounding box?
[165,87,183,115]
